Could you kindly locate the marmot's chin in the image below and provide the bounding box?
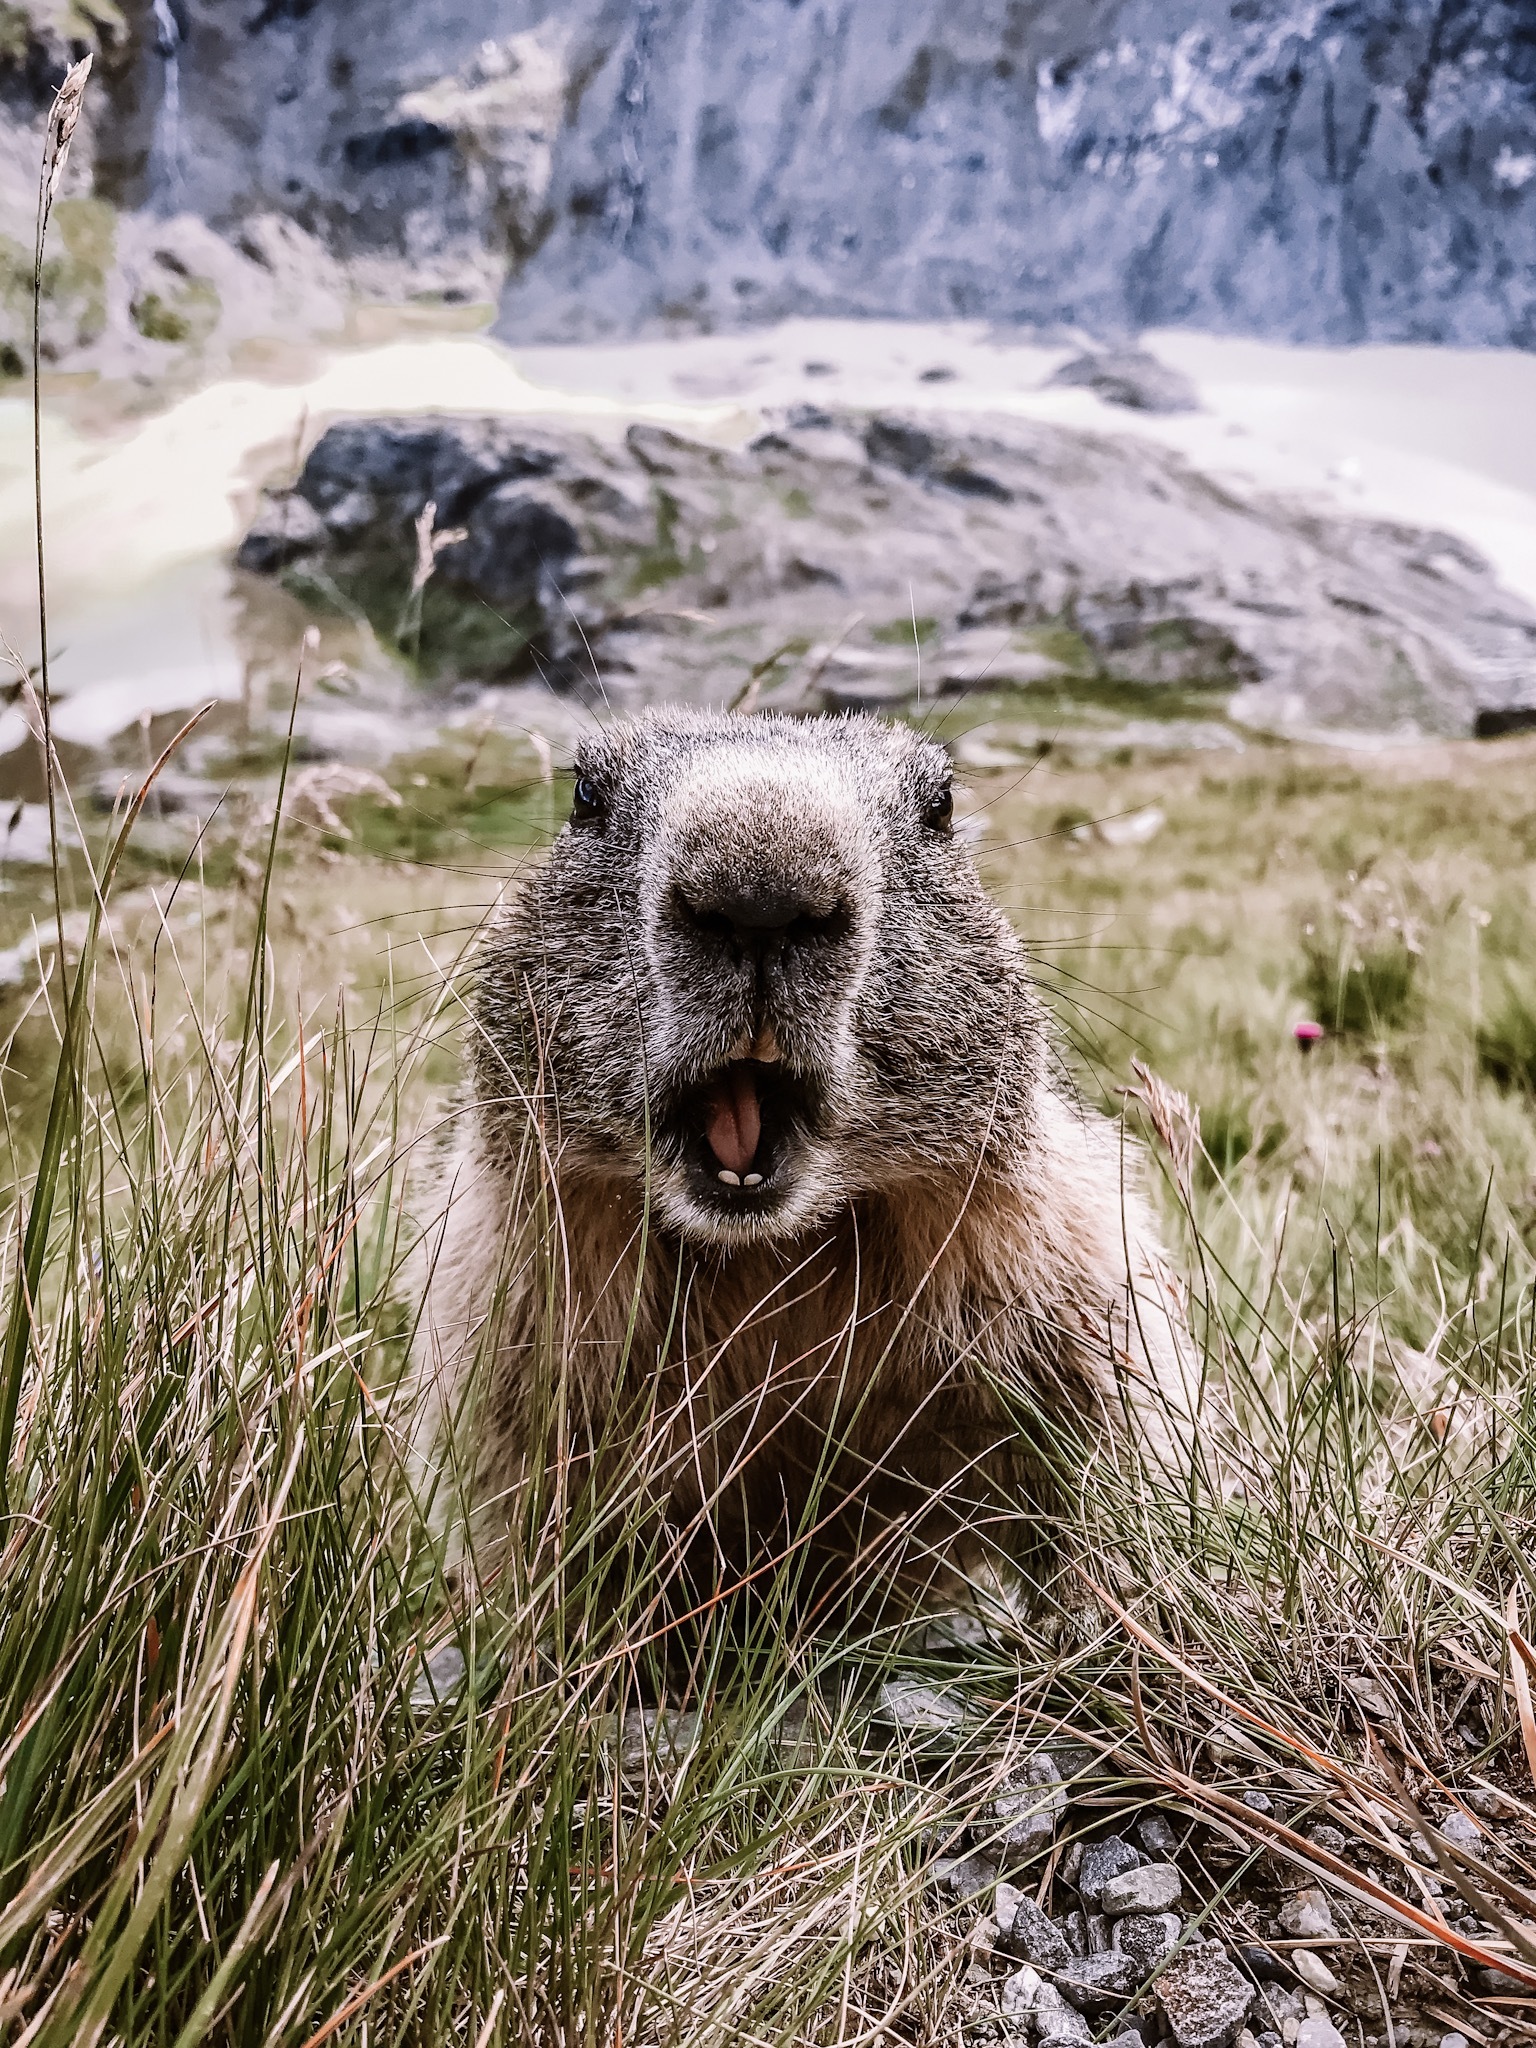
[653,1156,843,1247]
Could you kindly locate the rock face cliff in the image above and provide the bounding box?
[4,1,1535,364]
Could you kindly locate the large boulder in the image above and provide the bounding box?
[235,406,1536,733]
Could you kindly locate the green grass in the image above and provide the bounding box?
[1,736,1534,2042]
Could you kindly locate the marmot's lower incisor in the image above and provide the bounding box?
[412,710,1192,1603]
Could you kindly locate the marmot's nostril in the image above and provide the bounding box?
[674,882,853,954]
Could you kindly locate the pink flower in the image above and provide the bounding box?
[1292,1019,1324,1052]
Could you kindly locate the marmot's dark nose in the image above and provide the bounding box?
[675,880,853,958]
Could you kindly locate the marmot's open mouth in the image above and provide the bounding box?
[658,1060,819,1207]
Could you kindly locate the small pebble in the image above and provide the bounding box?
[1256,1987,1305,2029]
[1062,1908,1089,1957]
[1242,1789,1274,1814]
[1059,1839,1086,1887]
[1471,1964,1527,1996]
[1289,1951,1339,1998]
[1087,1912,1112,1954]
[945,1853,999,1902]
[1304,1824,1346,1858]
[1078,1834,1142,1907]
[409,1642,467,1707]
[1053,1950,1141,2014]
[1139,1813,1180,1859]
[1255,2035,1284,2048]
[1115,1911,1183,1974]
[993,1881,1024,1939]
[1277,1888,1336,1941]
[1439,2033,1472,2048]
[1101,1861,1183,1917]
[1435,1809,1481,1851]
[878,1675,967,1739]
[995,1753,1067,1865]
[998,1892,1071,1972]
[1156,1943,1256,2048]
[1296,2019,1346,2048]
[1000,1964,1045,2017]
[1463,1787,1505,1819]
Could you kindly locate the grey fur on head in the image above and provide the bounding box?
[475,709,1042,1245]
[415,709,1192,1593]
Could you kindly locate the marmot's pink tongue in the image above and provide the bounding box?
[705,1067,761,1175]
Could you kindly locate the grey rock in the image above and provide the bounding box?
[878,1675,968,1741]
[234,405,1536,738]
[1078,1836,1142,1908]
[1037,2006,1096,2046]
[931,1853,999,1902]
[1463,1787,1508,1819]
[1439,2034,1472,2048]
[1061,1910,1089,1958]
[37,2,1536,369]
[1277,1889,1336,1941]
[1114,1912,1183,1976]
[1289,1951,1340,1998]
[409,1642,466,1707]
[993,1882,1025,1939]
[1241,1790,1274,1815]
[1059,1841,1085,1888]
[1255,2036,1284,2048]
[998,1893,1071,1973]
[994,1753,1067,1866]
[1003,1968,1094,2042]
[1156,1945,1256,2048]
[236,490,329,574]
[1048,349,1199,415]
[1253,1990,1302,2039]
[1101,1863,1183,1917]
[1295,2021,1347,2048]
[921,1608,992,1652]
[1471,1963,1529,1996]
[1052,1950,1141,2014]
[1304,1824,1347,1859]
[999,1964,1044,2016]
[1255,1988,1305,2032]
[1087,1914,1112,1955]
[1139,1814,1180,1860]
[615,1706,703,1775]
[1434,1808,1482,1852]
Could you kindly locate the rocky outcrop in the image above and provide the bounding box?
[7,3,1536,374]
[238,406,1536,735]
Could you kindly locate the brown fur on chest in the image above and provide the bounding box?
[476,1167,1114,1565]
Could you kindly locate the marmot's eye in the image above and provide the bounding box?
[922,782,953,833]
[571,773,604,824]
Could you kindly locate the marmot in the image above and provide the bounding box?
[411,709,1192,1607]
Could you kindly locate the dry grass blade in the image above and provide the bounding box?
[44,55,92,205]
[1507,1589,1536,1795]
[1120,1057,1201,1204]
